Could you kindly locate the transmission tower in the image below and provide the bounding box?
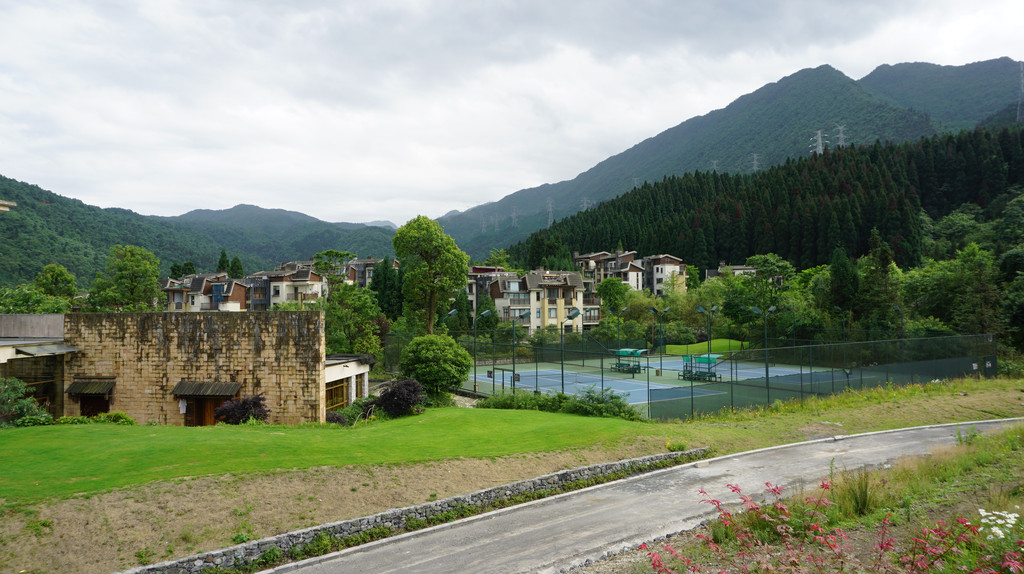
[1017,61,1023,123]
[510,208,518,229]
[480,217,487,233]
[711,160,718,172]
[581,197,592,211]
[751,153,760,172]
[809,130,829,155]
[547,198,554,227]
[834,125,848,147]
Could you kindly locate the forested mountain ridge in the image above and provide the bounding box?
[441,58,1020,259]
[508,126,1024,272]
[0,179,395,288]
[859,57,1022,132]
[153,204,395,266]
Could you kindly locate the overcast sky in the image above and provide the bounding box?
[0,1,1020,227]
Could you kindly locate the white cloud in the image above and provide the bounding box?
[0,0,1020,227]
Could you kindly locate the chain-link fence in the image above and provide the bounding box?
[383,331,998,420]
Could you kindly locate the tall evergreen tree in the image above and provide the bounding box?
[228,256,244,279]
[217,249,230,273]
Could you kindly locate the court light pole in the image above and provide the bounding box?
[614,306,628,349]
[511,309,530,394]
[750,305,776,384]
[472,310,492,393]
[893,304,905,362]
[648,306,670,371]
[833,306,846,341]
[560,307,581,394]
[695,305,719,358]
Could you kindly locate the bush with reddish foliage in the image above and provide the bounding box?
[371,378,426,418]
[214,393,271,424]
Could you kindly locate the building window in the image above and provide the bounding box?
[548,308,557,319]
[273,286,280,297]
[535,309,541,318]
[546,288,559,299]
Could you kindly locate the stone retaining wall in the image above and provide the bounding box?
[119,449,705,574]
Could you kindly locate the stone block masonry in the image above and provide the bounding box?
[62,311,326,425]
[118,449,705,574]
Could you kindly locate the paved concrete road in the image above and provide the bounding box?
[271,419,1023,574]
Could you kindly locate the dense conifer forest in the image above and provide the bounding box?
[510,126,1024,272]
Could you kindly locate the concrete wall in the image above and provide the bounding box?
[0,314,64,338]
[62,312,326,425]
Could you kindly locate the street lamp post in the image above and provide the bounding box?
[472,310,492,393]
[695,305,719,359]
[511,309,530,393]
[648,306,670,371]
[560,308,581,394]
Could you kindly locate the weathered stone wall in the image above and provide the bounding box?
[118,449,705,574]
[62,312,325,425]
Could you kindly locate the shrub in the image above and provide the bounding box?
[56,416,93,425]
[399,335,472,399]
[475,387,641,421]
[92,411,137,425]
[325,410,347,425]
[214,394,270,425]
[11,414,54,427]
[338,397,375,426]
[562,387,642,421]
[0,377,48,426]
[371,378,426,418]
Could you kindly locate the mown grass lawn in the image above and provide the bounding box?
[666,338,746,355]
[3,377,1023,508]
[0,408,645,504]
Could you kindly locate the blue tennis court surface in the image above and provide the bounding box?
[471,369,724,404]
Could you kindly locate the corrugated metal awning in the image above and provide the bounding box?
[171,381,242,397]
[66,379,115,395]
[15,344,80,357]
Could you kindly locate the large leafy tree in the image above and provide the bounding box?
[393,216,469,335]
[0,284,72,313]
[596,277,629,316]
[86,245,162,311]
[34,263,77,299]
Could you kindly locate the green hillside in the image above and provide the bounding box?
[442,59,1018,259]
[0,178,394,288]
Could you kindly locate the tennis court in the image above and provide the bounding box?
[469,366,724,405]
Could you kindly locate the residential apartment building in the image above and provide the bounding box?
[161,263,327,313]
[641,254,687,296]
[488,269,587,333]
